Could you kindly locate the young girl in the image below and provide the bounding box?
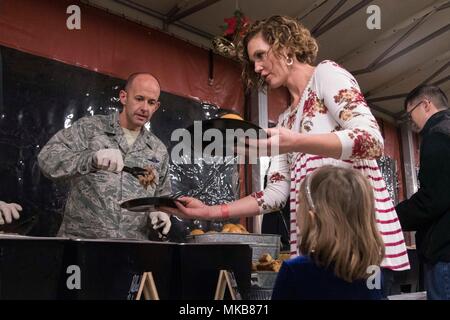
[272,166,384,300]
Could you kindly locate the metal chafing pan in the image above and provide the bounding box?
[186,232,281,261]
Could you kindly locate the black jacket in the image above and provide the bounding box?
[396,109,450,264]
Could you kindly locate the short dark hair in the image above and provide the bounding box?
[404,84,448,110]
[124,72,161,92]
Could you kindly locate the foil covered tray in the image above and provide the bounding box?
[186,232,280,244]
[185,233,281,260]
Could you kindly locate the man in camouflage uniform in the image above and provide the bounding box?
[38,73,171,239]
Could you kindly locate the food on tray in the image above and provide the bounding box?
[220,113,244,121]
[138,166,156,190]
[221,223,249,234]
[253,253,282,272]
[190,229,205,235]
[259,253,273,263]
[189,223,249,235]
[278,252,291,261]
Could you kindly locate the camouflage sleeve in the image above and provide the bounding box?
[38,118,95,181]
[156,151,172,197]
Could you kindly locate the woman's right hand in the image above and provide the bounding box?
[177,196,206,209]
[159,196,217,220]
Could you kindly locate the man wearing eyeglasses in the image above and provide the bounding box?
[38,73,171,240]
[396,84,450,300]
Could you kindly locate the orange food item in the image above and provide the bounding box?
[222,223,235,231]
[259,253,274,263]
[220,113,244,120]
[221,223,248,233]
[236,224,249,234]
[255,253,282,272]
[190,229,205,235]
[278,252,291,261]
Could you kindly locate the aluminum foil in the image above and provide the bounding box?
[168,154,241,242]
[166,102,244,242]
[376,156,399,205]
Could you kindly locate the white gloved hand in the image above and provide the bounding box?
[0,201,22,225]
[93,149,124,172]
[149,211,171,236]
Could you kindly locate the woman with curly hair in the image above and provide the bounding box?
[163,15,410,281]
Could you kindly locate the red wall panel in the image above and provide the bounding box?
[380,119,405,202]
[0,0,244,112]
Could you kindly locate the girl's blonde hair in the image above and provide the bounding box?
[298,166,385,282]
[238,15,318,90]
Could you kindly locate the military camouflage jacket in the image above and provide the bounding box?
[38,112,171,239]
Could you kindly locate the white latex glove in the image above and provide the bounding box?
[0,201,22,225]
[149,211,171,236]
[93,149,124,172]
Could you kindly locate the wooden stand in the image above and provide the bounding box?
[135,272,159,300]
[214,270,241,300]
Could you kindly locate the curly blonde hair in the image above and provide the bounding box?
[238,15,318,90]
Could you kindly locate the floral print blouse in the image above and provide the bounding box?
[251,60,410,270]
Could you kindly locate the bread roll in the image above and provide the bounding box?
[220,114,244,120]
[236,223,249,233]
[259,253,273,263]
[221,223,235,233]
[190,229,204,235]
